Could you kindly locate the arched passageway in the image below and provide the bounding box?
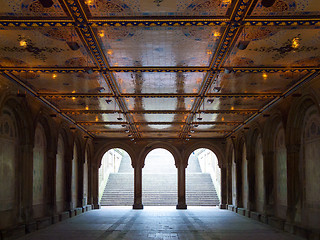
[187,148,221,206]
[98,148,133,206]
[142,148,177,206]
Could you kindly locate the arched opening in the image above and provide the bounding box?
[142,148,176,206]
[0,108,18,228]
[56,133,65,213]
[83,148,89,206]
[187,148,221,206]
[231,149,236,206]
[254,134,265,213]
[33,123,47,218]
[274,123,287,219]
[301,105,320,229]
[99,148,133,206]
[72,143,79,209]
[241,143,249,209]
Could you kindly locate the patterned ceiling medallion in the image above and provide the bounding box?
[244,27,278,41]
[253,0,298,15]
[90,0,132,16]
[20,0,65,16]
[0,57,26,67]
[186,0,229,16]
[39,28,73,42]
[65,57,87,67]
[293,57,320,67]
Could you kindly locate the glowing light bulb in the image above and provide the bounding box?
[52,74,57,79]
[72,90,76,100]
[221,117,225,121]
[262,72,268,80]
[213,31,221,37]
[85,105,89,110]
[85,0,94,5]
[95,116,99,122]
[292,37,300,49]
[99,31,105,38]
[231,106,234,110]
[20,40,27,47]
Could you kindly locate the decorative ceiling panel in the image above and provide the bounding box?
[95,26,223,67]
[193,124,236,131]
[0,0,67,17]
[125,97,194,111]
[86,0,231,17]
[92,132,130,138]
[227,27,320,67]
[189,132,226,138]
[137,124,183,132]
[84,124,124,131]
[114,72,205,94]
[192,113,250,123]
[251,0,320,16]
[132,113,187,123]
[44,97,118,111]
[16,72,110,93]
[203,97,274,110]
[214,71,309,93]
[65,113,121,122]
[0,0,318,140]
[140,132,179,138]
[0,27,92,68]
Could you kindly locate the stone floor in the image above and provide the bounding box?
[17,207,303,240]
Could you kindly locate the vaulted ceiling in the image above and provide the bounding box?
[0,0,319,140]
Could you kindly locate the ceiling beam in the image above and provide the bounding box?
[62,109,258,114]
[1,67,318,74]
[62,0,140,139]
[1,17,319,27]
[180,0,258,139]
[39,92,280,98]
[77,121,242,125]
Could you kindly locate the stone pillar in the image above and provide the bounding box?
[78,153,84,208]
[47,150,57,216]
[133,164,143,209]
[263,151,275,216]
[286,145,301,223]
[227,162,233,205]
[176,162,187,209]
[20,144,34,223]
[235,158,243,208]
[220,166,227,209]
[92,163,100,209]
[247,151,256,211]
[65,150,73,211]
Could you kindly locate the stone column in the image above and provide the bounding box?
[263,151,275,216]
[20,144,34,223]
[64,150,73,211]
[92,163,100,209]
[133,164,143,209]
[286,145,301,223]
[235,158,243,208]
[220,166,227,209]
[247,151,256,211]
[176,162,187,209]
[227,162,233,205]
[47,150,57,216]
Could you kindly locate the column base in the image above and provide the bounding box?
[133,204,143,209]
[176,204,187,209]
[219,204,227,209]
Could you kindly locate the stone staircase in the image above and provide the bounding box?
[100,152,220,206]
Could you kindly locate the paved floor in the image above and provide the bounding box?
[18,207,303,240]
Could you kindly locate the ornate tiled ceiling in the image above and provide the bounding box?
[0,0,319,140]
